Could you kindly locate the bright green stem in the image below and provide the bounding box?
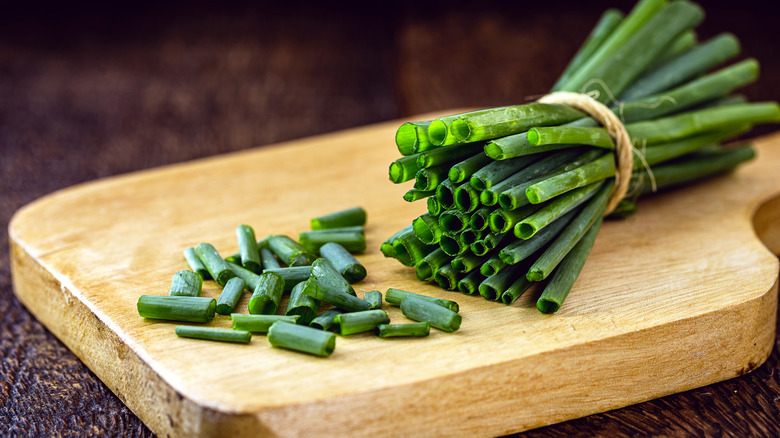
[435,179,456,210]
[449,152,492,183]
[457,270,486,295]
[377,322,431,338]
[175,326,251,344]
[413,213,444,245]
[527,181,612,282]
[404,189,434,202]
[537,216,604,314]
[500,209,577,264]
[470,154,542,190]
[267,321,336,357]
[433,263,460,291]
[395,121,433,155]
[286,281,320,326]
[232,314,299,333]
[236,224,261,273]
[527,126,614,149]
[414,163,451,191]
[169,270,203,297]
[248,271,285,315]
[334,310,390,335]
[310,206,366,230]
[454,181,481,213]
[389,154,422,184]
[417,141,484,168]
[320,242,366,283]
[517,181,604,239]
[385,288,459,313]
[215,277,246,315]
[415,247,452,282]
[400,296,461,332]
[525,154,615,204]
[298,227,366,254]
[451,103,585,143]
[478,263,529,301]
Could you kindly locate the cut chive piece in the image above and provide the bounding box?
[404,188,435,202]
[433,264,459,291]
[258,266,311,292]
[377,321,431,338]
[266,235,317,267]
[501,209,577,264]
[385,288,459,313]
[299,226,367,253]
[286,281,320,325]
[527,180,612,282]
[449,152,492,183]
[236,224,262,273]
[260,248,281,270]
[168,270,203,297]
[396,121,433,155]
[248,271,285,315]
[183,247,210,280]
[415,247,452,282]
[215,277,246,315]
[137,295,216,323]
[310,206,367,230]
[457,270,485,295]
[175,326,251,344]
[527,126,614,149]
[309,308,344,331]
[525,154,615,205]
[226,261,262,291]
[333,309,390,335]
[413,213,444,245]
[381,224,412,258]
[319,242,366,283]
[389,154,422,184]
[537,215,604,314]
[363,290,383,310]
[267,321,336,357]
[304,260,368,311]
[194,243,235,286]
[450,103,584,143]
[400,296,461,333]
[646,30,697,71]
[435,179,456,210]
[231,314,299,333]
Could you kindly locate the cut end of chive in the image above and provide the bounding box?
[478,285,499,301]
[450,118,471,141]
[389,162,406,184]
[471,241,488,256]
[484,141,505,160]
[248,296,271,315]
[216,271,236,287]
[440,213,464,233]
[395,123,418,155]
[480,190,498,206]
[526,129,540,145]
[454,188,477,213]
[448,167,463,183]
[526,270,544,282]
[537,298,560,314]
[470,175,487,191]
[415,262,434,282]
[392,241,414,267]
[489,213,508,234]
[525,187,543,204]
[428,120,448,146]
[440,235,462,257]
[516,223,537,239]
[497,193,517,210]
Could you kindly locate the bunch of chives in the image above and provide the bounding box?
[384,0,779,314]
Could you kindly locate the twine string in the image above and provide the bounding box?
[538,91,634,214]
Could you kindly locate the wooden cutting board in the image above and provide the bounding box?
[9,114,780,437]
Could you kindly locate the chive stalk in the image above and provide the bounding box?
[266,235,317,267]
[215,277,246,315]
[183,247,210,280]
[363,290,383,310]
[175,326,252,344]
[194,243,235,286]
[236,224,261,273]
[404,189,435,202]
[310,206,367,230]
[299,226,366,253]
[286,281,320,325]
[400,296,461,332]
[319,242,367,283]
[309,307,344,331]
[457,270,485,295]
[449,152,492,183]
[333,310,390,335]
[232,314,299,333]
[137,295,216,323]
[415,247,452,282]
[385,288,459,313]
[433,264,460,291]
[267,321,336,357]
[260,248,281,270]
[413,213,444,245]
[377,322,431,338]
[168,270,203,297]
[395,121,434,155]
[248,272,285,315]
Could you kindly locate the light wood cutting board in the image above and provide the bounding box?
[9,113,780,437]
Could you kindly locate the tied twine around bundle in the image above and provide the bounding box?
[537,91,633,215]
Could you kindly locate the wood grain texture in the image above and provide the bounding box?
[9,114,780,436]
[2,1,780,437]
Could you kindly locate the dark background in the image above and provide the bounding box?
[1,1,779,436]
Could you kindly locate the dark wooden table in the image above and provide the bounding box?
[2,1,779,436]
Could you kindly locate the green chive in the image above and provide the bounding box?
[168,270,203,297]
[433,264,460,291]
[304,262,369,312]
[500,209,577,265]
[267,321,336,357]
[457,270,485,295]
[435,179,456,210]
[413,213,444,245]
[175,326,251,344]
[363,290,383,310]
[450,103,584,143]
[396,121,433,155]
[404,189,435,202]
[262,266,312,292]
[215,277,246,315]
[310,257,355,296]
[286,281,320,325]
[392,229,437,267]
[381,224,412,258]
[377,322,431,338]
[449,152,492,183]
[479,255,507,277]
[194,243,235,286]
[385,288,459,313]
[299,226,366,253]
[260,248,281,270]
[400,296,461,332]
[333,309,390,335]
[266,235,317,267]
[231,314,299,333]
[309,308,344,331]
[310,206,367,230]
[469,207,493,232]
[183,247,210,280]
[470,154,542,190]
[248,271,285,315]
[517,181,604,239]
[389,154,422,184]
[426,196,442,216]
[479,263,531,301]
[319,242,366,283]
[416,141,484,169]
[137,295,216,323]
[500,276,536,306]
[414,164,451,191]
[537,215,604,314]
[236,224,261,273]
[453,181,481,213]
[415,248,452,282]
[439,232,467,257]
